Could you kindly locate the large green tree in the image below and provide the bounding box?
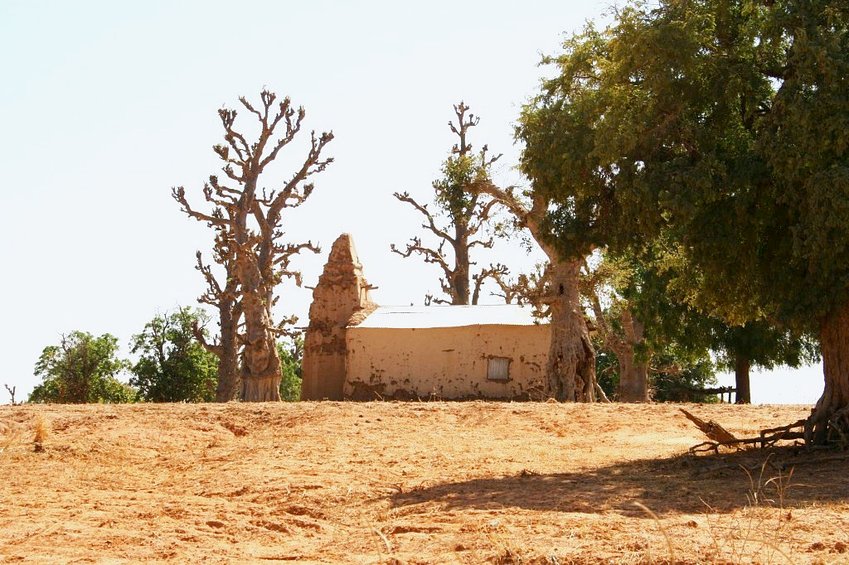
[652,240,820,403]
[30,332,135,404]
[526,0,847,440]
[711,321,819,404]
[589,253,816,404]
[129,307,219,402]
[473,22,634,402]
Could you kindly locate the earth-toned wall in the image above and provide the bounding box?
[344,324,550,400]
[301,234,375,400]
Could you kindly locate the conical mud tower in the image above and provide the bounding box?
[301,234,376,400]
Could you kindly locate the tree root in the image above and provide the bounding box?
[824,406,849,448]
[803,405,849,447]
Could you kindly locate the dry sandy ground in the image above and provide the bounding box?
[1,402,848,564]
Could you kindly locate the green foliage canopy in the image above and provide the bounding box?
[30,331,135,404]
[520,0,847,348]
[711,321,819,374]
[516,25,625,262]
[622,0,845,328]
[129,307,218,402]
[433,140,498,228]
[523,0,849,330]
[586,246,719,400]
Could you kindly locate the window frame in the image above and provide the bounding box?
[486,356,511,382]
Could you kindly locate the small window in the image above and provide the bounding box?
[487,357,511,381]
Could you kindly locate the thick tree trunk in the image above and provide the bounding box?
[240,335,282,401]
[453,226,470,305]
[734,355,751,404]
[547,260,596,402]
[616,308,649,403]
[238,284,282,402]
[617,347,650,402]
[809,300,849,444]
[215,300,240,402]
[216,354,239,401]
[240,372,281,401]
[635,362,649,401]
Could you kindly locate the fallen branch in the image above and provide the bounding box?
[679,409,739,445]
[759,419,807,448]
[680,409,807,454]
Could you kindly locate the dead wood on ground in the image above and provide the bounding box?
[680,408,807,455]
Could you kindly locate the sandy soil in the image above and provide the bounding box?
[1,402,847,564]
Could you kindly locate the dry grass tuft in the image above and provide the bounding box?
[697,459,799,564]
[486,531,525,564]
[741,453,798,509]
[33,415,47,452]
[372,527,394,560]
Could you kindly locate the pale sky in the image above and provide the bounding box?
[0,0,823,405]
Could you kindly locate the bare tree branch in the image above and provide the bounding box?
[393,192,455,244]
[472,263,509,305]
[172,186,228,227]
[390,237,453,278]
[467,198,500,237]
[467,237,495,250]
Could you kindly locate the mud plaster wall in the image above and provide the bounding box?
[344,324,551,400]
[301,234,374,400]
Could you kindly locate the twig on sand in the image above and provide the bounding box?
[373,527,392,555]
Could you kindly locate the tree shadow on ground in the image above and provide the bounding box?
[392,447,849,517]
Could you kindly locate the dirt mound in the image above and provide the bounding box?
[0,402,846,563]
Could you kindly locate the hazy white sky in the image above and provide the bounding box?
[0,0,823,405]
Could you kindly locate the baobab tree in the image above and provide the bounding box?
[391,102,507,305]
[174,89,333,401]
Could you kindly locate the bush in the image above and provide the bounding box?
[30,332,135,404]
[278,336,303,402]
[129,307,218,402]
